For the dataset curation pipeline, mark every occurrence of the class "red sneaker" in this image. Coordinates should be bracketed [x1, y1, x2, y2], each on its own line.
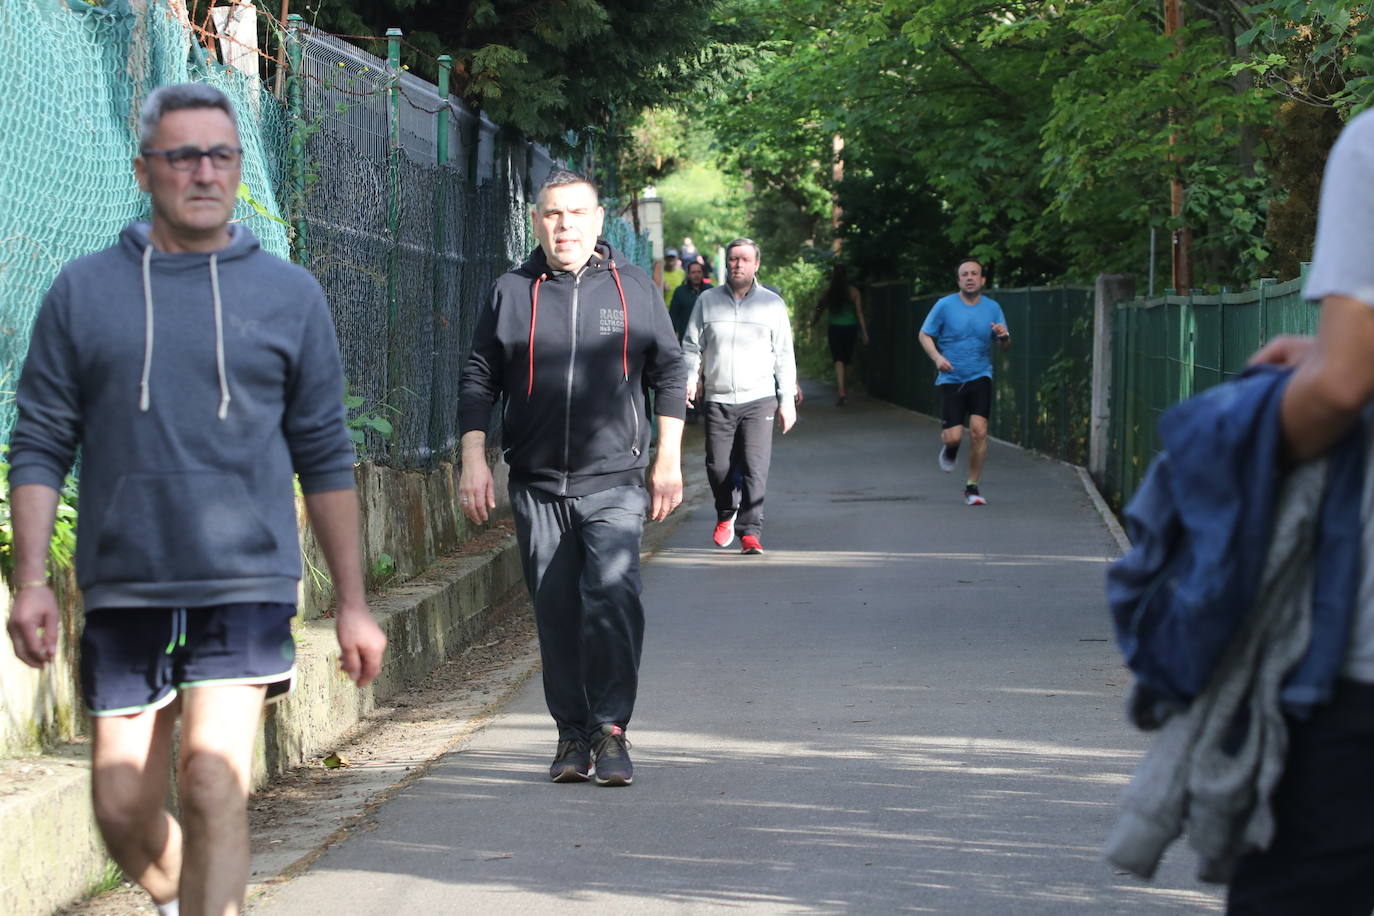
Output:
[713, 517, 735, 547]
[740, 535, 764, 555]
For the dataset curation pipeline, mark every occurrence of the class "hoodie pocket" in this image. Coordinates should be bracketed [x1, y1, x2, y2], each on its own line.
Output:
[94, 472, 279, 583]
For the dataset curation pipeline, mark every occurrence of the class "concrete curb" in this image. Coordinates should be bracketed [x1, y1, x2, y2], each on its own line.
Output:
[0, 531, 526, 916]
[1074, 466, 1132, 556]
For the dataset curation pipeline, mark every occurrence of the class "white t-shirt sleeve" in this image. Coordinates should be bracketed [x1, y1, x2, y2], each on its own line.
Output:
[1304, 109, 1374, 307]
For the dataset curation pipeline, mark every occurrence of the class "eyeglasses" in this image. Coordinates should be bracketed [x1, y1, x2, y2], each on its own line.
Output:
[140, 145, 243, 171]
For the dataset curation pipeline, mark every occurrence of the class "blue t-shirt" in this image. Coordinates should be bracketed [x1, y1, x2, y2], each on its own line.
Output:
[920, 293, 1007, 385]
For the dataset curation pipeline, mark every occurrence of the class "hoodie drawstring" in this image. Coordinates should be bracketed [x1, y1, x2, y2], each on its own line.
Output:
[210, 253, 231, 420]
[139, 246, 232, 419]
[140, 246, 155, 412]
[526, 258, 630, 396]
[608, 260, 629, 382]
[528, 273, 546, 396]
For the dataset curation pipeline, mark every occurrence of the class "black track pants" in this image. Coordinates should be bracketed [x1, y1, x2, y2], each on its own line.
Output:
[509, 482, 648, 743]
[704, 396, 776, 539]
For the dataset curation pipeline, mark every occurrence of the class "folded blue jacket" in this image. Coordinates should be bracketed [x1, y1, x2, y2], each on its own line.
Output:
[1106, 365, 1364, 729]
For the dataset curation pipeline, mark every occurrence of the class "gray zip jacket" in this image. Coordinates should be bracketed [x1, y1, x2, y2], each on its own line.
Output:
[8, 222, 356, 609]
[681, 281, 797, 405]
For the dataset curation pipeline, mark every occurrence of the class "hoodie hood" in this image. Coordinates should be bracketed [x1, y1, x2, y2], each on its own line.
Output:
[117, 222, 262, 420]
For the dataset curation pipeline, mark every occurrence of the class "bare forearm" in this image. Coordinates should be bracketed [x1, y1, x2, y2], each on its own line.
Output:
[1280, 295, 1374, 462]
[654, 415, 684, 463]
[461, 430, 488, 465]
[10, 484, 59, 583]
[919, 332, 941, 363]
[303, 488, 366, 607]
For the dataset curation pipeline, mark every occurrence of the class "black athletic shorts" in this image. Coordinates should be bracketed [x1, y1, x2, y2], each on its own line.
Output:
[939, 376, 993, 429]
[79, 603, 296, 716]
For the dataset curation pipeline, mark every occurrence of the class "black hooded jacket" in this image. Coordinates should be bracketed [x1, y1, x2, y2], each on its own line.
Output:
[458, 241, 687, 497]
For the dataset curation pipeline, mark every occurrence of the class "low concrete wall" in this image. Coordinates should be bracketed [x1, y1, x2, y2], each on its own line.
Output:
[0, 456, 507, 757]
[259, 540, 525, 778]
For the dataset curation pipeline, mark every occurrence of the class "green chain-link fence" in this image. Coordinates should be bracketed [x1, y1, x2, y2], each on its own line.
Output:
[864, 283, 1095, 466]
[0, 1, 651, 468]
[1104, 277, 1316, 509]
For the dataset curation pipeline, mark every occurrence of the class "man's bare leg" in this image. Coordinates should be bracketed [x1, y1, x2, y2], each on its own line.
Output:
[967, 414, 989, 484]
[91, 702, 184, 906]
[177, 684, 266, 916]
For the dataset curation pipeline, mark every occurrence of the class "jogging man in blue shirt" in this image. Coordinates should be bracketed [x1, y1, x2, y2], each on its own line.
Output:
[918, 259, 1011, 505]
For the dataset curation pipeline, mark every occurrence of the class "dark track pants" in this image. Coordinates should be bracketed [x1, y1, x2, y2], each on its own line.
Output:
[704, 396, 776, 539]
[1228, 679, 1374, 915]
[509, 482, 648, 743]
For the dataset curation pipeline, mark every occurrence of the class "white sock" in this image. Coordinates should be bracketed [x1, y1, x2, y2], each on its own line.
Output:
[156, 900, 179, 916]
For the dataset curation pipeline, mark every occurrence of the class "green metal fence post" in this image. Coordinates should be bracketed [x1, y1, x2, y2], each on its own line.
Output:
[285, 14, 309, 267]
[1180, 290, 1193, 403]
[436, 55, 451, 168]
[386, 28, 403, 333]
[1021, 288, 1031, 448]
[1258, 277, 1271, 346]
[385, 27, 403, 462]
[432, 54, 452, 459]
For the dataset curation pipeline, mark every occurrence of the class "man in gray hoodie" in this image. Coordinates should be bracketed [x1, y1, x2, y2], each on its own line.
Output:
[4, 83, 386, 916]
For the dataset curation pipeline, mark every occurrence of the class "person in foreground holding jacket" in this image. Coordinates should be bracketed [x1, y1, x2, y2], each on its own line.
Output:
[457, 169, 686, 788]
[1106, 109, 1374, 915]
[1223, 106, 1374, 916]
[4, 83, 387, 916]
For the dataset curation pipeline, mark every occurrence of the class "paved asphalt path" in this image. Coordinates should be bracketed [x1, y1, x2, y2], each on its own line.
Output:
[250, 384, 1224, 915]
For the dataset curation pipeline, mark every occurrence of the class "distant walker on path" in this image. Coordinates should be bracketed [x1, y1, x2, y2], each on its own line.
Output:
[918, 258, 1011, 506]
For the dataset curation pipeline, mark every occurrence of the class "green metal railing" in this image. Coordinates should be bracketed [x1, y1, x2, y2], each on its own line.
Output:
[1104, 277, 1316, 509]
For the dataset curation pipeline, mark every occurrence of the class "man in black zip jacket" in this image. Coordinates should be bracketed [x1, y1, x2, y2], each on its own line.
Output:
[457, 169, 686, 787]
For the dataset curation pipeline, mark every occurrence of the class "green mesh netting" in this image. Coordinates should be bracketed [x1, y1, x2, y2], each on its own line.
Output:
[0, 0, 290, 443]
[1, 3, 650, 468]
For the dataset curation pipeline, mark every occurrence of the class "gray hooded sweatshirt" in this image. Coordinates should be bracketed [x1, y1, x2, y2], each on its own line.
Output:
[8, 223, 356, 609]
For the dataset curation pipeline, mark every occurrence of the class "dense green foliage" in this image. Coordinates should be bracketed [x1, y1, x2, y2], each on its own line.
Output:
[676, 0, 1374, 293]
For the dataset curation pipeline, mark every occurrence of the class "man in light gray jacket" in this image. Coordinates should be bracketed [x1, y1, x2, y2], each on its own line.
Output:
[682, 238, 797, 555]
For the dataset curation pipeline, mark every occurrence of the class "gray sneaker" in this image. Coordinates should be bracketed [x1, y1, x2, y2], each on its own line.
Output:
[591, 724, 633, 787]
[938, 444, 957, 473]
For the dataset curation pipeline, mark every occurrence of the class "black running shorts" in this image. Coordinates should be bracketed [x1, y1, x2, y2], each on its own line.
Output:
[79, 603, 296, 716]
[939, 376, 993, 429]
